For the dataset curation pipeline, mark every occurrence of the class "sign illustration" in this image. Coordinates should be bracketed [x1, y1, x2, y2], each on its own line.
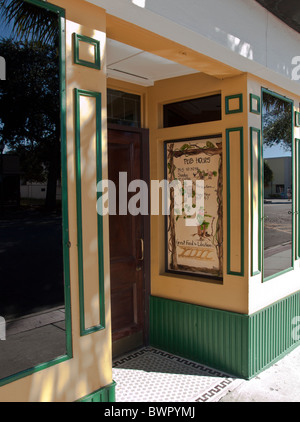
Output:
[165, 137, 223, 279]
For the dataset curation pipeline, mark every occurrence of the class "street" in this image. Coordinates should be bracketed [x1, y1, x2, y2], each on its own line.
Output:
[263, 200, 293, 250]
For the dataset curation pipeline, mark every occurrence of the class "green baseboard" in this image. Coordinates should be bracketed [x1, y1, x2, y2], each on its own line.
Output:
[150, 293, 300, 379]
[78, 381, 116, 402]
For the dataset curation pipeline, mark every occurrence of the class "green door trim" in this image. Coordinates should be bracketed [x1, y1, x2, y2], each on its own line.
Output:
[0, 0, 73, 388]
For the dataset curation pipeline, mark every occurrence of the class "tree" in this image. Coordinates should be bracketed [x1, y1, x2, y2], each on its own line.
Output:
[264, 160, 273, 187]
[263, 92, 292, 151]
[0, 0, 61, 209]
[0, 0, 58, 45]
[0, 38, 61, 210]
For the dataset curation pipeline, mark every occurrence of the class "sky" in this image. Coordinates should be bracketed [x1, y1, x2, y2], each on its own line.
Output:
[263, 142, 292, 159]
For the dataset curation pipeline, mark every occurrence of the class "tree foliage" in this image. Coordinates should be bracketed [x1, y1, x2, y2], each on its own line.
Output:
[263, 92, 292, 152]
[0, 0, 59, 45]
[0, 37, 60, 207]
[264, 160, 273, 187]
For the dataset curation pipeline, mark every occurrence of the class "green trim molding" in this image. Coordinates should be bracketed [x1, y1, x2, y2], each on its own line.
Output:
[226, 127, 244, 276]
[78, 382, 116, 402]
[250, 127, 262, 276]
[58, 1, 73, 360]
[25, 0, 65, 14]
[250, 93, 261, 115]
[296, 138, 300, 260]
[74, 88, 105, 336]
[295, 111, 300, 127]
[225, 94, 243, 114]
[150, 294, 300, 379]
[73, 33, 101, 70]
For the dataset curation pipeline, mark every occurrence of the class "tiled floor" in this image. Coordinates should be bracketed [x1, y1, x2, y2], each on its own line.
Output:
[113, 347, 243, 402]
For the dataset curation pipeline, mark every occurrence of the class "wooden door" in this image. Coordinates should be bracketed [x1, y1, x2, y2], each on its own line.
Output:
[108, 126, 149, 357]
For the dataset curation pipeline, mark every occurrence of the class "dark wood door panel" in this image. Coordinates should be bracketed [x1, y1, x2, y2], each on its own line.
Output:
[108, 128, 146, 348]
[109, 258, 136, 291]
[111, 288, 136, 332]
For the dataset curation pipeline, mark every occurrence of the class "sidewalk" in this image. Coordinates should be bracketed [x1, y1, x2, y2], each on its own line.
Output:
[218, 345, 300, 402]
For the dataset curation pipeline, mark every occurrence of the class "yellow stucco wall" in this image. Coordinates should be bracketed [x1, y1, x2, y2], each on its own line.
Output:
[147, 72, 249, 314]
[108, 71, 250, 314]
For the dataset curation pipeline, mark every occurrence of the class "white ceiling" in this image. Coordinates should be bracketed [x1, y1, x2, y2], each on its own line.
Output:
[106, 38, 199, 86]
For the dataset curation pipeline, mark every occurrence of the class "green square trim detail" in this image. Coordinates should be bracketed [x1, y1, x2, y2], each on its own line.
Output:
[73, 33, 101, 70]
[74, 88, 105, 337]
[226, 127, 244, 276]
[250, 94, 261, 115]
[78, 382, 116, 402]
[150, 293, 300, 380]
[295, 111, 300, 127]
[225, 94, 243, 114]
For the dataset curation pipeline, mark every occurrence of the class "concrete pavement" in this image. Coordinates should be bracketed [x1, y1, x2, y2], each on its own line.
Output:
[218, 345, 300, 402]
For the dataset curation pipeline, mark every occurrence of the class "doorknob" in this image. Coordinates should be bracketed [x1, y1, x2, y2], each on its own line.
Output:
[138, 238, 144, 261]
[136, 239, 144, 272]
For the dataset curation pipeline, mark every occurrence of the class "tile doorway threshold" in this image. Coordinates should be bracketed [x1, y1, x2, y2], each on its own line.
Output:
[112, 347, 243, 402]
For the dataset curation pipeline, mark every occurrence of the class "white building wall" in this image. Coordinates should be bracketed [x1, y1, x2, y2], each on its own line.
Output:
[88, 0, 300, 95]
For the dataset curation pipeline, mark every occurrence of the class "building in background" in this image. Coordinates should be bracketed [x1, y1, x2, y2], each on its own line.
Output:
[264, 157, 293, 199]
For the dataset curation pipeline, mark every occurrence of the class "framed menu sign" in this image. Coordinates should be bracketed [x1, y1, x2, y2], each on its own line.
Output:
[164, 136, 223, 279]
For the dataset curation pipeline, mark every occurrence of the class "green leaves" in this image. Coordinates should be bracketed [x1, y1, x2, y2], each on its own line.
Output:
[0, 0, 59, 46]
[179, 143, 190, 151]
[206, 141, 216, 149]
[263, 92, 292, 151]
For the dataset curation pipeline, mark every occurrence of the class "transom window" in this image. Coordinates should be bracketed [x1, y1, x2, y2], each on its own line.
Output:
[163, 94, 222, 128]
[107, 88, 141, 127]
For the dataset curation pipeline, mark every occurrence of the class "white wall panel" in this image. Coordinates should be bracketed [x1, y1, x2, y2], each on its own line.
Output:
[87, 0, 300, 94]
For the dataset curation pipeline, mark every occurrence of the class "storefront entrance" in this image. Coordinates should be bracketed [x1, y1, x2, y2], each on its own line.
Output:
[108, 125, 150, 357]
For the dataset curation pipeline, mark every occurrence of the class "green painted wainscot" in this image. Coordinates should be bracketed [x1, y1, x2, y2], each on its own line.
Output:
[78, 382, 116, 402]
[150, 293, 300, 379]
